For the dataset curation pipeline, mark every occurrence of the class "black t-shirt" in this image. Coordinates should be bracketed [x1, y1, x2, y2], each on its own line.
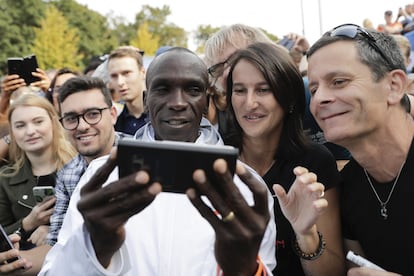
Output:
[340, 138, 414, 275]
[263, 142, 340, 276]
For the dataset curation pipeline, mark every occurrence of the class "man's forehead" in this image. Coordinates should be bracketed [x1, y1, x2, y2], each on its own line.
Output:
[60, 90, 106, 112]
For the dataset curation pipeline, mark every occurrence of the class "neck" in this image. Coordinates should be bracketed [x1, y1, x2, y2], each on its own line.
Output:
[240, 136, 278, 176]
[28, 148, 56, 176]
[126, 97, 144, 118]
[349, 119, 414, 182]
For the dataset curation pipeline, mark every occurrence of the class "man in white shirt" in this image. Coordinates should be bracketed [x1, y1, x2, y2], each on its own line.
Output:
[38, 47, 277, 275]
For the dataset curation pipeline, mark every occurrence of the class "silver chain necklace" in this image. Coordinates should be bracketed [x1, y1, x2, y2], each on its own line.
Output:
[363, 161, 405, 220]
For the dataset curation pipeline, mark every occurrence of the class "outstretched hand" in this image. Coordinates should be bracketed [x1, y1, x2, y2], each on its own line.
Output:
[273, 166, 327, 236]
[77, 150, 162, 268]
[187, 159, 270, 275]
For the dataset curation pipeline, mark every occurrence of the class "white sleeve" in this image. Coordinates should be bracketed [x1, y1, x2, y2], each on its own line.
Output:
[39, 224, 131, 276]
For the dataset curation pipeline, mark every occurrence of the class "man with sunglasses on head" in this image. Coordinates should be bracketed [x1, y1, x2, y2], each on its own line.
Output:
[307, 24, 413, 275]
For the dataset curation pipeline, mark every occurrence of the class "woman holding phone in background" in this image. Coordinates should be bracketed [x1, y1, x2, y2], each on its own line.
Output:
[0, 94, 76, 249]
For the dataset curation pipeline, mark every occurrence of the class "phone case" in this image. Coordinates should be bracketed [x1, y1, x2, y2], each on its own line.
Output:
[117, 139, 239, 194]
[7, 54, 40, 84]
[0, 224, 19, 263]
[32, 186, 55, 203]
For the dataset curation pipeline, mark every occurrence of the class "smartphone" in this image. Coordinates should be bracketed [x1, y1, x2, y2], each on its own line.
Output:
[32, 186, 55, 203]
[7, 54, 40, 84]
[117, 139, 239, 194]
[278, 37, 295, 51]
[0, 224, 19, 263]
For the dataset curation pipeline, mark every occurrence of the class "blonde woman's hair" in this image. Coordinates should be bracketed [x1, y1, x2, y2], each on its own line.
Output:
[204, 24, 273, 67]
[1, 94, 77, 177]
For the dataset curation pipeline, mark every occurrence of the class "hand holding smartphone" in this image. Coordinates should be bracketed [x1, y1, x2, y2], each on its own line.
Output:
[117, 139, 239, 194]
[7, 54, 40, 84]
[0, 224, 20, 264]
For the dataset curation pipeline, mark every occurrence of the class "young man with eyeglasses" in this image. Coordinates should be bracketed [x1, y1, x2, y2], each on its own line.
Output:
[308, 24, 413, 275]
[0, 77, 129, 274]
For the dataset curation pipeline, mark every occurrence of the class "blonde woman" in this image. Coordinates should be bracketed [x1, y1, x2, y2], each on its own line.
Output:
[0, 94, 76, 249]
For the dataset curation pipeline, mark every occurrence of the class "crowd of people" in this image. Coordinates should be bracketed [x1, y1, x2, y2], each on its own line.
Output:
[0, 6, 412, 275]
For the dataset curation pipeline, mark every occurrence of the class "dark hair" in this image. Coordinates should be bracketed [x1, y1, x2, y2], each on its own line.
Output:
[58, 76, 112, 115]
[307, 26, 410, 112]
[226, 42, 309, 159]
[46, 68, 80, 104]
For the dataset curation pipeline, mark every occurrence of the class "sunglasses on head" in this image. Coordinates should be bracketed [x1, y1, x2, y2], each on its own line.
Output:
[326, 23, 395, 69]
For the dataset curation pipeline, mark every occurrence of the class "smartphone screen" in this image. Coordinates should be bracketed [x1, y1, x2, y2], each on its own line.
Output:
[0, 224, 19, 263]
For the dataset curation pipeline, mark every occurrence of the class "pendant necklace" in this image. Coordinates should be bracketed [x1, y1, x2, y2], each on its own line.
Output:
[363, 161, 405, 220]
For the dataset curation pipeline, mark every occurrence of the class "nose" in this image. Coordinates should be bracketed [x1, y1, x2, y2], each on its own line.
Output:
[116, 74, 126, 87]
[167, 89, 188, 110]
[76, 116, 90, 130]
[25, 123, 36, 135]
[310, 85, 333, 115]
[245, 90, 259, 109]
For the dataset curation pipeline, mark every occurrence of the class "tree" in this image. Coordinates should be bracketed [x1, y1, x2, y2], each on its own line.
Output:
[134, 5, 188, 48]
[51, 0, 118, 67]
[129, 22, 159, 56]
[0, 0, 46, 74]
[32, 6, 82, 70]
[193, 25, 221, 54]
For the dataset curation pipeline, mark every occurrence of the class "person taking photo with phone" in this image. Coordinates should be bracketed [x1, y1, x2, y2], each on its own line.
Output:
[0, 94, 76, 250]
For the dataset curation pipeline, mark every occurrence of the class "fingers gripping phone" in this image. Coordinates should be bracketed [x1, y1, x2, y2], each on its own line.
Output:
[0, 224, 19, 263]
[7, 54, 40, 84]
[117, 139, 239, 194]
[32, 186, 55, 203]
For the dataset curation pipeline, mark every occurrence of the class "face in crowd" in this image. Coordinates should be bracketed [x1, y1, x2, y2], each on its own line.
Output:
[145, 48, 209, 142]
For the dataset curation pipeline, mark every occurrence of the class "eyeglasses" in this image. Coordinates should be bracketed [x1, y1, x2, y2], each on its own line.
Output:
[208, 57, 231, 79]
[59, 107, 110, 130]
[326, 23, 395, 69]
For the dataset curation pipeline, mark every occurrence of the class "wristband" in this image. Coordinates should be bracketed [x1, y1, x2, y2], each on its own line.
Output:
[292, 231, 326, 260]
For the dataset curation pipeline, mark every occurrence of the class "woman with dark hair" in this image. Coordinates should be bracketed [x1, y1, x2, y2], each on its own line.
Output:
[45, 68, 80, 112]
[226, 42, 345, 275]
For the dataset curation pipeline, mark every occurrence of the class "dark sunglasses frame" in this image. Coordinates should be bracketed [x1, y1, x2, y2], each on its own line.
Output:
[326, 23, 396, 69]
[208, 56, 231, 79]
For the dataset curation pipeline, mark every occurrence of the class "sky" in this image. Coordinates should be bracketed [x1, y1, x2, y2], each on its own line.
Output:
[76, 0, 411, 50]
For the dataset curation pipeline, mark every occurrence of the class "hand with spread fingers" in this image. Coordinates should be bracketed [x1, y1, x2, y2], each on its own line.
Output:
[77, 151, 162, 268]
[273, 166, 327, 236]
[187, 159, 270, 276]
[0, 234, 32, 275]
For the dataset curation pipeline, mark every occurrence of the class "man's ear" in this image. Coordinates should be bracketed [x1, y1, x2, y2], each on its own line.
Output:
[387, 69, 408, 105]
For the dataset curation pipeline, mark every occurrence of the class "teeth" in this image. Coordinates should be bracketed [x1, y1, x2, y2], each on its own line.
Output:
[78, 136, 94, 141]
[246, 115, 260, 119]
[168, 120, 185, 125]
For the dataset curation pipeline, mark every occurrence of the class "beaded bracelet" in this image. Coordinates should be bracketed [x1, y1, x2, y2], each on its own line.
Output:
[292, 231, 326, 260]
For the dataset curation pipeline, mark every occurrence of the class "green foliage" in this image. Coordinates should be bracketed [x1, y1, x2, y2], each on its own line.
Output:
[129, 22, 159, 56]
[0, 2, 280, 74]
[32, 6, 82, 70]
[134, 5, 188, 48]
[194, 25, 221, 54]
[51, 0, 118, 68]
[0, 0, 46, 74]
